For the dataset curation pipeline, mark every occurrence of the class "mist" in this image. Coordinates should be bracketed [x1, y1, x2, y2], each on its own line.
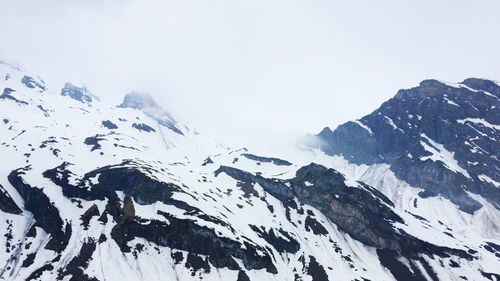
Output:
[1, 0, 499, 151]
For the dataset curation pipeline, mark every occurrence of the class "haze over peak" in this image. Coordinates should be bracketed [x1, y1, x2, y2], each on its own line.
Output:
[120, 91, 184, 135]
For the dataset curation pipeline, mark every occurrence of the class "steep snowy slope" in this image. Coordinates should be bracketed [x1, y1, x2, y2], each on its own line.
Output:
[1, 62, 499, 281]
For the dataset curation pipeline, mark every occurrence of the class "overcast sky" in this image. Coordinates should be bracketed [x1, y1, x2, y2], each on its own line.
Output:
[1, 0, 499, 151]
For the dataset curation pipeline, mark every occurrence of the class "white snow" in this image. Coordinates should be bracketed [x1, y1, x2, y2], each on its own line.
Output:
[478, 174, 500, 188]
[419, 134, 471, 178]
[384, 116, 397, 129]
[353, 120, 374, 136]
[443, 95, 460, 107]
[440, 80, 498, 98]
[457, 118, 500, 131]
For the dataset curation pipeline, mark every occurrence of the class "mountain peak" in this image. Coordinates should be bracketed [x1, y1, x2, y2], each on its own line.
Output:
[310, 78, 500, 214]
[394, 78, 500, 100]
[120, 91, 158, 110]
[119, 92, 184, 135]
[61, 83, 97, 104]
[461, 78, 500, 97]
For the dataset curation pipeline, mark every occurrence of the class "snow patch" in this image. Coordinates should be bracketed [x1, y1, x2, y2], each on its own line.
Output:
[383, 116, 397, 130]
[353, 120, 374, 136]
[478, 174, 500, 188]
[419, 134, 471, 178]
[457, 118, 500, 131]
[443, 95, 459, 107]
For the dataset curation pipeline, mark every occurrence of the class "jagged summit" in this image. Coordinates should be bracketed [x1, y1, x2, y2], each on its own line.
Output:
[119, 92, 184, 135]
[394, 78, 500, 100]
[120, 91, 159, 109]
[461, 78, 500, 96]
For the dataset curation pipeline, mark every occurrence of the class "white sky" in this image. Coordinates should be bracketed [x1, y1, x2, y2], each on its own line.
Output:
[1, 0, 499, 151]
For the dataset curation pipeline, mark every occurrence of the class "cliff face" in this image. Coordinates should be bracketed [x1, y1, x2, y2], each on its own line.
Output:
[313, 78, 500, 214]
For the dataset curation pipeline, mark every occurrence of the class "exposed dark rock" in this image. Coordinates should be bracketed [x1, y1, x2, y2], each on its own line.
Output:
[21, 75, 45, 91]
[0, 184, 22, 214]
[101, 120, 118, 129]
[290, 163, 403, 250]
[242, 153, 292, 166]
[418, 257, 439, 281]
[216, 162, 475, 276]
[462, 78, 500, 96]
[111, 211, 276, 273]
[4, 220, 14, 253]
[57, 238, 98, 281]
[485, 242, 500, 251]
[39, 137, 58, 148]
[43, 162, 198, 217]
[21, 253, 36, 268]
[483, 242, 500, 257]
[306, 256, 329, 281]
[8, 168, 71, 253]
[185, 253, 211, 276]
[172, 251, 184, 264]
[3, 88, 15, 95]
[61, 83, 93, 104]
[84, 135, 105, 151]
[98, 234, 107, 244]
[215, 166, 295, 202]
[26, 264, 54, 281]
[377, 249, 427, 281]
[37, 104, 50, 116]
[42, 162, 278, 274]
[249, 225, 300, 253]
[80, 204, 100, 230]
[217, 164, 405, 250]
[26, 225, 37, 238]
[237, 270, 251, 281]
[132, 123, 156, 132]
[202, 157, 214, 166]
[449, 260, 460, 268]
[1, 88, 28, 105]
[304, 216, 328, 236]
[481, 271, 500, 281]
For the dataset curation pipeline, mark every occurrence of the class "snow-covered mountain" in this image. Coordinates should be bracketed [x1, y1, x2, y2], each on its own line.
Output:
[1, 62, 499, 281]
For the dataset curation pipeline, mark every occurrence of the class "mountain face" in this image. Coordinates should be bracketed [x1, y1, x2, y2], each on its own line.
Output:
[308, 79, 500, 214]
[1, 62, 499, 281]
